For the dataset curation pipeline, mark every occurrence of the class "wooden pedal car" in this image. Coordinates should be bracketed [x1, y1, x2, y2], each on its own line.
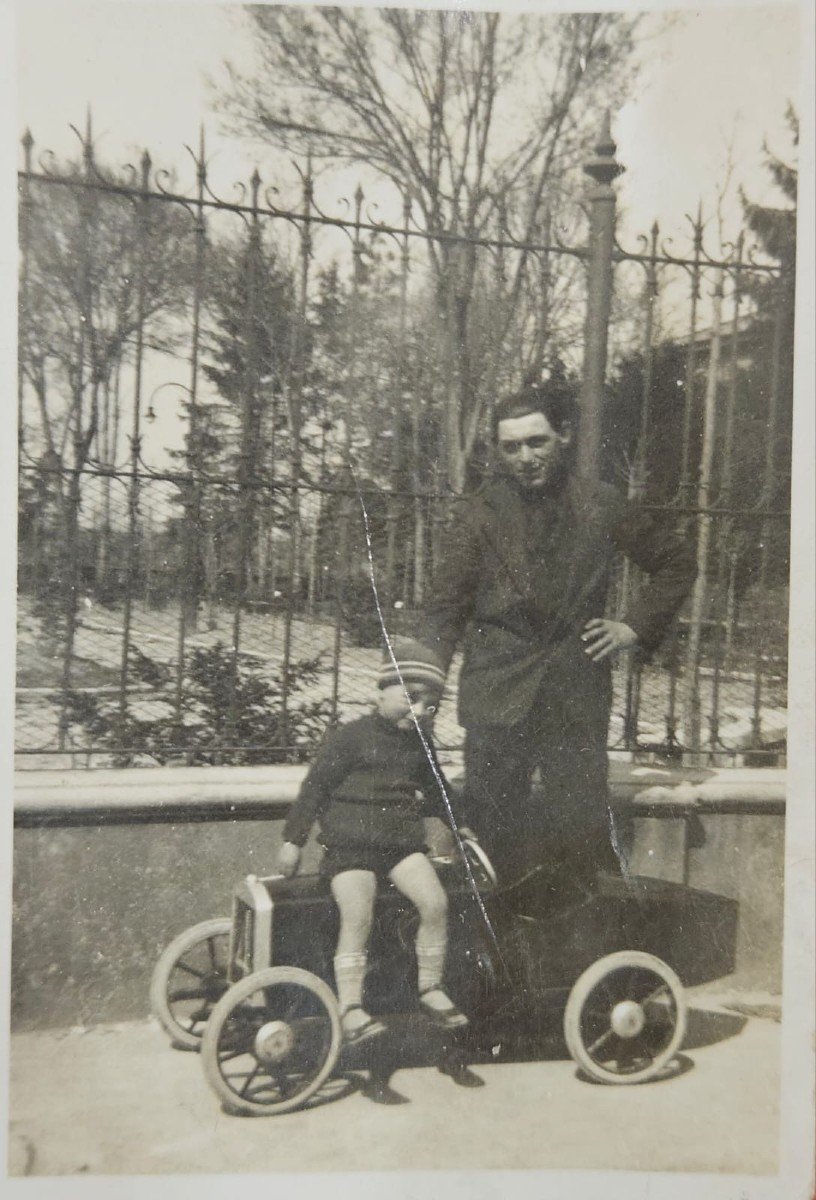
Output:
[147, 838, 719, 1117]
[150, 843, 697, 1115]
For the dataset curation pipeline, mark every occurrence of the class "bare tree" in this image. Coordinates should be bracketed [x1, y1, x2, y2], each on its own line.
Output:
[19, 154, 194, 683]
[218, 6, 641, 489]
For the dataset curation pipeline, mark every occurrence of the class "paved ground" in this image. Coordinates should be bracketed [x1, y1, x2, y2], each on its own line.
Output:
[8, 992, 780, 1179]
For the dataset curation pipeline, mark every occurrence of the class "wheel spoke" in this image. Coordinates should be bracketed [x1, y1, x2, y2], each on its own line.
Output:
[168, 986, 209, 1003]
[217, 1012, 259, 1055]
[207, 936, 220, 972]
[239, 1062, 263, 1098]
[219, 1045, 252, 1064]
[583, 1006, 614, 1022]
[587, 1027, 614, 1056]
[614, 1034, 652, 1070]
[174, 961, 206, 981]
[270, 1069, 298, 1100]
[187, 1003, 216, 1025]
[643, 982, 671, 1006]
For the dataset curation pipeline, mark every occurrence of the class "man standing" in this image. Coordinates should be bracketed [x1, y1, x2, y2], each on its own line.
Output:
[420, 381, 696, 891]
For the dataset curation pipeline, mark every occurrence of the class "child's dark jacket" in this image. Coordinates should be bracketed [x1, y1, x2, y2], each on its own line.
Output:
[283, 713, 458, 853]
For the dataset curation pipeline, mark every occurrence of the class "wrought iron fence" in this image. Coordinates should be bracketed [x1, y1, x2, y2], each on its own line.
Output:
[16, 115, 792, 768]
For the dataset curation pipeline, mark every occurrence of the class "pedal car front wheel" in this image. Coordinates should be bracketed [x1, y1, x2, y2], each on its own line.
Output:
[150, 918, 232, 1051]
[201, 967, 342, 1117]
[564, 950, 687, 1085]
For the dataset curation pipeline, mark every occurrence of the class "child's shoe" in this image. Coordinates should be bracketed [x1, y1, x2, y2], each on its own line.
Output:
[340, 1005, 387, 1045]
[418, 988, 469, 1030]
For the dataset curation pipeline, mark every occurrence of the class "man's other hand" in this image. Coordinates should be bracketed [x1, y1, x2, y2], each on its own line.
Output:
[581, 618, 638, 661]
[278, 841, 301, 878]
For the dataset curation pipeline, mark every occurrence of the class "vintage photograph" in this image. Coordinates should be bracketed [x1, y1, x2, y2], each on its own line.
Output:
[6, 0, 814, 1192]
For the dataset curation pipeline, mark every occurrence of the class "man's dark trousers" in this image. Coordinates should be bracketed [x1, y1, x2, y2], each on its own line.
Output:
[462, 676, 623, 889]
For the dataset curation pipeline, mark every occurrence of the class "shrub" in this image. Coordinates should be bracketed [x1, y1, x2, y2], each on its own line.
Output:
[62, 640, 332, 767]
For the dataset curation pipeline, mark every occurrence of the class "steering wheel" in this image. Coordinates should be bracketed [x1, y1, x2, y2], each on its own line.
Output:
[460, 835, 498, 890]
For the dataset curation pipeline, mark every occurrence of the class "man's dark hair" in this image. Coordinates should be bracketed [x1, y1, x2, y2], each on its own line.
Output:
[492, 377, 579, 441]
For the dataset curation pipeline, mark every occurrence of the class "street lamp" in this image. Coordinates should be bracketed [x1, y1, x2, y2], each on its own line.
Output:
[145, 380, 192, 425]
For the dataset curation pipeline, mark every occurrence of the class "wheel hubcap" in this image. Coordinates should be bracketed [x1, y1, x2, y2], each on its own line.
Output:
[254, 1020, 295, 1064]
[610, 999, 646, 1039]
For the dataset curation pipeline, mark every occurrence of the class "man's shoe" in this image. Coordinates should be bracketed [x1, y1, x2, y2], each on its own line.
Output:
[438, 1057, 485, 1088]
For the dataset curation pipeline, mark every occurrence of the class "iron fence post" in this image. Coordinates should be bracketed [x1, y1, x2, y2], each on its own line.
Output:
[173, 129, 208, 741]
[280, 153, 313, 752]
[577, 111, 623, 485]
[620, 222, 659, 750]
[751, 274, 787, 746]
[535, 207, 552, 379]
[18, 130, 34, 459]
[710, 236, 745, 744]
[679, 205, 704, 503]
[682, 267, 724, 759]
[226, 168, 264, 757]
[60, 114, 100, 751]
[118, 149, 152, 741]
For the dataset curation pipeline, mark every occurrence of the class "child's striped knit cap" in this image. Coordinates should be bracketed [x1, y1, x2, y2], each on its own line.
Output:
[377, 636, 445, 691]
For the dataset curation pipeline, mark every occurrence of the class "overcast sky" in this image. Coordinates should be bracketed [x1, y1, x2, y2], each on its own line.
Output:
[16, 1, 802, 245]
[10, 0, 804, 462]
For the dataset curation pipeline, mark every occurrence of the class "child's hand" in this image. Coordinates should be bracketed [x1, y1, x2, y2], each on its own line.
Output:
[278, 841, 301, 878]
[459, 826, 480, 843]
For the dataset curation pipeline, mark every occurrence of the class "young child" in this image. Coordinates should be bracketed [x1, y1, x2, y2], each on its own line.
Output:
[278, 637, 475, 1044]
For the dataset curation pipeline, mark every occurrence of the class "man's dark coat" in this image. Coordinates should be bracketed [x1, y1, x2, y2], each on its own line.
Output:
[423, 473, 697, 731]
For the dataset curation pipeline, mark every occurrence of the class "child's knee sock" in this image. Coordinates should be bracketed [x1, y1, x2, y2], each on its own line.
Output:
[333, 952, 368, 1013]
[416, 942, 446, 994]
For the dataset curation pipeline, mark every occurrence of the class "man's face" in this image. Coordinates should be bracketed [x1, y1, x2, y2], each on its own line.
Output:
[496, 410, 572, 493]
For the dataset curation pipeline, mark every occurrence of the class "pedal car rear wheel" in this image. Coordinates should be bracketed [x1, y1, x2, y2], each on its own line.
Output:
[150, 918, 232, 1051]
[564, 950, 686, 1085]
[201, 967, 342, 1117]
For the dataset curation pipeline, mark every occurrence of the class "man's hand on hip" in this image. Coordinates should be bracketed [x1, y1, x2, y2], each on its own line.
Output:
[581, 618, 638, 662]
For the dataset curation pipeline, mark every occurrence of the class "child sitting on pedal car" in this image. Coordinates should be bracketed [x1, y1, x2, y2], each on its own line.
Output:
[278, 637, 477, 1045]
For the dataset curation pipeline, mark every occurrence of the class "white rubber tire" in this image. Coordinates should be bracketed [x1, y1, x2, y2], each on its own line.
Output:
[564, 950, 686, 1085]
[201, 966, 342, 1117]
[150, 918, 232, 1050]
[462, 837, 498, 889]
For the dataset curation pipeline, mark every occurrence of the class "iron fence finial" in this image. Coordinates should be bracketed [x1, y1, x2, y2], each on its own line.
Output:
[21, 128, 33, 173]
[197, 125, 207, 175]
[694, 200, 703, 244]
[250, 168, 262, 208]
[82, 108, 95, 173]
[583, 110, 624, 187]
